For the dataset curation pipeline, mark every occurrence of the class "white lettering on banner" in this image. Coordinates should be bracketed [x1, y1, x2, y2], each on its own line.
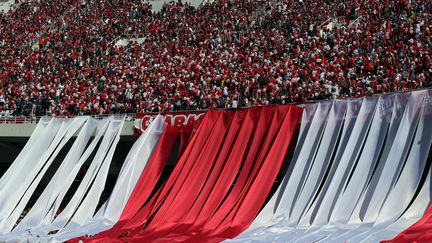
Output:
[137, 112, 206, 132]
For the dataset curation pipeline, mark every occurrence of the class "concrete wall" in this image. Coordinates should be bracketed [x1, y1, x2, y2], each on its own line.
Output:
[145, 0, 204, 12]
[0, 0, 14, 13]
[0, 121, 135, 138]
[0, 121, 137, 176]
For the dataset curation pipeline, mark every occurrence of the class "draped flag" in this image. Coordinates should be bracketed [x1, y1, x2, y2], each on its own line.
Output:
[73, 105, 303, 242]
[43, 115, 167, 242]
[383, 204, 432, 242]
[0, 117, 126, 242]
[0, 115, 198, 242]
[230, 89, 432, 243]
[1, 90, 431, 243]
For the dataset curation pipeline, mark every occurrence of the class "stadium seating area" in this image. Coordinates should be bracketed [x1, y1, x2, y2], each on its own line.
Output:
[0, 0, 431, 116]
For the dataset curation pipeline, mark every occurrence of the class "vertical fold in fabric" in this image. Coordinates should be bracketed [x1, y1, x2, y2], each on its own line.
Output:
[230, 90, 432, 243]
[75, 105, 303, 242]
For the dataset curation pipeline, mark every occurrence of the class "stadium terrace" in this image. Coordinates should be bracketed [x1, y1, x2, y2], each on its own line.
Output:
[0, 0, 430, 116]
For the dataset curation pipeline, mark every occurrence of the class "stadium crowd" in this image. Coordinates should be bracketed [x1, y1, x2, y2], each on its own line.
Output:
[0, 0, 431, 116]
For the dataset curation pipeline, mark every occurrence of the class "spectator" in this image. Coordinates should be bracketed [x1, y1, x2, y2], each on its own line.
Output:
[0, 0, 430, 117]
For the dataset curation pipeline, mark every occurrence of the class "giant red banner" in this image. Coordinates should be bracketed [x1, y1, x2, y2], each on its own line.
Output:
[134, 110, 207, 135]
[73, 105, 303, 242]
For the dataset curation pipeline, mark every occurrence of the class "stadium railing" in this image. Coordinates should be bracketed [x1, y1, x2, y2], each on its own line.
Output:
[0, 113, 137, 124]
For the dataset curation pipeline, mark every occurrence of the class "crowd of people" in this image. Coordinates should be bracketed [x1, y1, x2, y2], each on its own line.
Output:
[0, 0, 431, 116]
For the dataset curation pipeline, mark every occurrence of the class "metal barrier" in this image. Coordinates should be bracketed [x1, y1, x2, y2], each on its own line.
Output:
[0, 88, 431, 124]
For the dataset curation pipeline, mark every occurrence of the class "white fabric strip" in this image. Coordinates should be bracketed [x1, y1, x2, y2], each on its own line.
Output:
[50, 115, 166, 242]
[0, 117, 53, 192]
[229, 90, 432, 243]
[13, 117, 98, 232]
[49, 117, 122, 230]
[0, 117, 119, 242]
[59, 117, 125, 229]
[0, 117, 87, 234]
[0, 115, 166, 242]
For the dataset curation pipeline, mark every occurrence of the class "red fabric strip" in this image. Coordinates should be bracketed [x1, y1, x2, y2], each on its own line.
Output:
[71, 125, 193, 242]
[73, 105, 302, 243]
[382, 204, 432, 243]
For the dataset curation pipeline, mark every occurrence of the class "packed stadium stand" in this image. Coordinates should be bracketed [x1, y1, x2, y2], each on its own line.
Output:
[0, 90, 430, 242]
[0, 0, 430, 117]
[0, 0, 431, 242]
